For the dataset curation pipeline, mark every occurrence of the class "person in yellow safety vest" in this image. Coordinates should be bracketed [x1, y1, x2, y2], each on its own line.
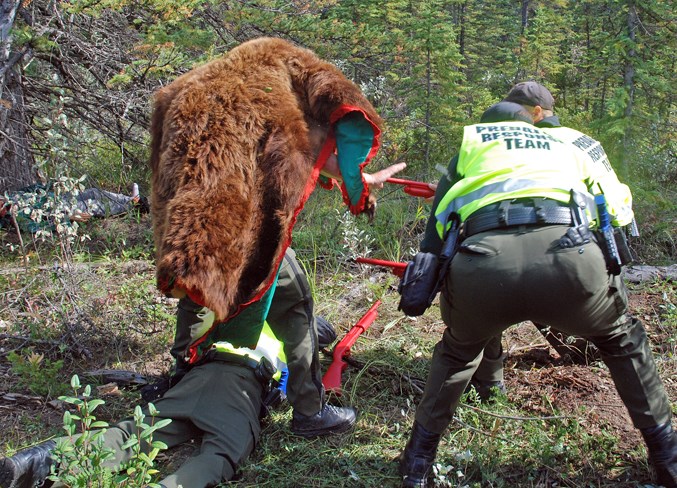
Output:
[506, 81, 634, 226]
[399, 101, 676, 488]
[0, 325, 291, 488]
[471, 81, 637, 401]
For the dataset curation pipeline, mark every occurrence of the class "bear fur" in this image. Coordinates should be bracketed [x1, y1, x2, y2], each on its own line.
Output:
[150, 37, 382, 321]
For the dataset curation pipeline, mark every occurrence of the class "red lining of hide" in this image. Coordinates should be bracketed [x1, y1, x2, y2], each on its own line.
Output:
[317, 177, 335, 191]
[158, 275, 207, 308]
[223, 104, 380, 317]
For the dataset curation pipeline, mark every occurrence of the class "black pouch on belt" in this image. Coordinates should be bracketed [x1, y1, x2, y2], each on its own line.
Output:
[254, 356, 276, 385]
[397, 252, 439, 317]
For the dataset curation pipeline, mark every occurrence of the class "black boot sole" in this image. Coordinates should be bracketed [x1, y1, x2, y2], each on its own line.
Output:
[291, 416, 356, 439]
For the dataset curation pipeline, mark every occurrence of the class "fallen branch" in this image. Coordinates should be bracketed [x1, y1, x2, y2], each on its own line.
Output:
[460, 402, 572, 421]
[624, 264, 677, 283]
[83, 369, 152, 386]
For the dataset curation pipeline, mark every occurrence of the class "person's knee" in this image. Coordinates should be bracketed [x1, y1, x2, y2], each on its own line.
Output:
[590, 315, 648, 357]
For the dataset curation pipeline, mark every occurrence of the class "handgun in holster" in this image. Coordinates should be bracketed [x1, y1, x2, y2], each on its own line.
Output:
[261, 366, 287, 417]
[254, 356, 277, 385]
[559, 190, 593, 248]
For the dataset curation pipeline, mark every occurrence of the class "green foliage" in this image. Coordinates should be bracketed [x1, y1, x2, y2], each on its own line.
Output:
[6, 0, 674, 261]
[7, 350, 65, 397]
[3, 176, 94, 265]
[48, 375, 170, 488]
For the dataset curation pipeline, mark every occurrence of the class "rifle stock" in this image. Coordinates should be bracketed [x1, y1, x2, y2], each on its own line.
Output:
[322, 300, 381, 395]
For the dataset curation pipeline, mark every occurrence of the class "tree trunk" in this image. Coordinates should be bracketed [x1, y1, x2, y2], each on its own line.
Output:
[621, 0, 638, 178]
[520, 0, 529, 34]
[1, 0, 37, 194]
[456, 3, 465, 59]
[424, 44, 431, 166]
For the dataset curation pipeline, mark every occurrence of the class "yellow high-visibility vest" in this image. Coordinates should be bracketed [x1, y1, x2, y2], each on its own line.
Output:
[210, 322, 287, 381]
[435, 121, 594, 238]
[539, 126, 633, 226]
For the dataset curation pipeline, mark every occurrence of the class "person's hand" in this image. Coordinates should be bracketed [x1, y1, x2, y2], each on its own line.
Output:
[425, 182, 438, 204]
[363, 162, 407, 189]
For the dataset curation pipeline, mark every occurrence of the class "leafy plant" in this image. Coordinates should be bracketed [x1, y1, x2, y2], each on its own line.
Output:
[4, 176, 92, 264]
[7, 349, 65, 397]
[48, 374, 171, 488]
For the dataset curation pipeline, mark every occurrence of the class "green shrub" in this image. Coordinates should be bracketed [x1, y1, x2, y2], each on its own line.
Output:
[7, 349, 65, 397]
[49, 374, 171, 488]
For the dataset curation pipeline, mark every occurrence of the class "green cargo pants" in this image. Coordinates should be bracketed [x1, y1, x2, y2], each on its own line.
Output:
[171, 248, 324, 416]
[415, 224, 672, 434]
[53, 361, 262, 488]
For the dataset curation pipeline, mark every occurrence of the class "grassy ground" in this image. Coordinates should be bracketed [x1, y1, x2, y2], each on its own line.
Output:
[0, 195, 676, 487]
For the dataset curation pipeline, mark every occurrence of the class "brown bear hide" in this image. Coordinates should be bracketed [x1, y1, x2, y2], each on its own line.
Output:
[151, 37, 382, 321]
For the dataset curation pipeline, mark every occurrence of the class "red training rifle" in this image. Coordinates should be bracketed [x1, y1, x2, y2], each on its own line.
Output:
[386, 177, 435, 199]
[322, 300, 382, 396]
[355, 257, 408, 278]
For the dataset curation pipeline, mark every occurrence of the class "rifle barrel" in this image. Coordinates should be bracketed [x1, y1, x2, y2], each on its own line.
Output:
[355, 257, 407, 277]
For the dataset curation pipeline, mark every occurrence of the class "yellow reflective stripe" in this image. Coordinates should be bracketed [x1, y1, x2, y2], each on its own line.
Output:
[435, 180, 585, 237]
[262, 322, 286, 363]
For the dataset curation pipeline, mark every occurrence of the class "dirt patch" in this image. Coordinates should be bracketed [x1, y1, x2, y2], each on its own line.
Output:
[500, 280, 677, 456]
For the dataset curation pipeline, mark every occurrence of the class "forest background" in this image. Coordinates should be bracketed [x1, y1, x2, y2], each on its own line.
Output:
[0, 1, 676, 487]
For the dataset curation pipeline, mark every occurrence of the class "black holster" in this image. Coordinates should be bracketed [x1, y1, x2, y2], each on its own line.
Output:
[593, 228, 632, 276]
[613, 227, 633, 266]
[397, 216, 461, 317]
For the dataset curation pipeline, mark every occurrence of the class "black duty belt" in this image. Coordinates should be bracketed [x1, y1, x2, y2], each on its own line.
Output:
[205, 349, 276, 385]
[464, 201, 572, 238]
[206, 349, 261, 369]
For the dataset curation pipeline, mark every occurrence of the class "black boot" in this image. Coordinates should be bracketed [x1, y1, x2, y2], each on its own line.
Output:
[398, 422, 441, 488]
[0, 440, 55, 488]
[290, 403, 357, 438]
[641, 422, 677, 488]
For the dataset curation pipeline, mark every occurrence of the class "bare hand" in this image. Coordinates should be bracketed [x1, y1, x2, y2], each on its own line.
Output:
[363, 162, 407, 189]
[425, 182, 438, 204]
